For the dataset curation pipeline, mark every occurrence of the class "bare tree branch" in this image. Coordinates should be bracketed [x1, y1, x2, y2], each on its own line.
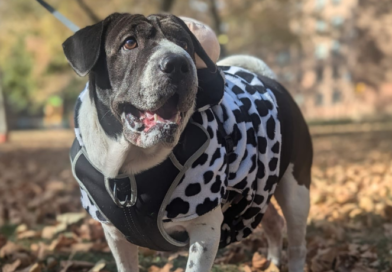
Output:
[160, 0, 176, 12]
[0, 76, 8, 141]
[75, 0, 100, 23]
[208, 0, 226, 57]
[208, 0, 222, 35]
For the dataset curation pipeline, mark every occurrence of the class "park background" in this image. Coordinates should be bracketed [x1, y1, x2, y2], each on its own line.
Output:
[0, 0, 392, 271]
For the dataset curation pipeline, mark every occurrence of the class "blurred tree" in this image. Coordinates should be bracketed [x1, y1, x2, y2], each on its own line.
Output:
[1, 38, 36, 113]
[351, 0, 392, 88]
[75, 0, 101, 23]
[208, 0, 226, 57]
[161, 0, 176, 12]
[0, 77, 8, 143]
[218, 0, 300, 59]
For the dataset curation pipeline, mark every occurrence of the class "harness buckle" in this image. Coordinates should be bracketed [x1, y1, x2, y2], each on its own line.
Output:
[105, 177, 137, 208]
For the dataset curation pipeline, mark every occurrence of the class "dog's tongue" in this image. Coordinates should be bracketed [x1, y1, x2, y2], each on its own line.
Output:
[140, 95, 181, 131]
[141, 111, 179, 131]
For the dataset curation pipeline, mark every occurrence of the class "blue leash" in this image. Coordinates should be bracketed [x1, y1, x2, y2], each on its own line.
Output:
[36, 0, 80, 33]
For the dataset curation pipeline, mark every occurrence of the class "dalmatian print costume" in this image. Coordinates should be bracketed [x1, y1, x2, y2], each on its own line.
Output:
[74, 66, 281, 248]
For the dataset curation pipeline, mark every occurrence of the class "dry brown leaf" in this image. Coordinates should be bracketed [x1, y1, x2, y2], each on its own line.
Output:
[360, 251, 377, 259]
[15, 263, 42, 272]
[148, 266, 161, 272]
[264, 261, 280, 272]
[71, 242, 93, 252]
[139, 247, 157, 257]
[252, 252, 268, 269]
[56, 213, 86, 226]
[60, 260, 94, 272]
[359, 245, 369, 252]
[369, 260, 380, 268]
[241, 265, 252, 272]
[160, 263, 173, 272]
[10, 252, 34, 267]
[15, 224, 28, 234]
[348, 244, 360, 255]
[41, 223, 67, 239]
[352, 263, 377, 272]
[359, 197, 374, 212]
[88, 260, 106, 272]
[59, 261, 72, 272]
[383, 205, 392, 218]
[32, 242, 48, 260]
[0, 234, 7, 249]
[2, 259, 21, 272]
[48, 235, 76, 251]
[17, 230, 41, 240]
[349, 208, 363, 218]
[311, 248, 337, 272]
[46, 181, 65, 192]
[46, 257, 57, 270]
[0, 241, 23, 258]
[28, 263, 41, 272]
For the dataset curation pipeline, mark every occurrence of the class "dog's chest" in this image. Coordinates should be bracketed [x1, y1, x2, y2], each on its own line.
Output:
[76, 66, 282, 248]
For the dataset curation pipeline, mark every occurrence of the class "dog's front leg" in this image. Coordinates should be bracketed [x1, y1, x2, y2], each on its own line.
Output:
[102, 223, 139, 272]
[184, 206, 223, 272]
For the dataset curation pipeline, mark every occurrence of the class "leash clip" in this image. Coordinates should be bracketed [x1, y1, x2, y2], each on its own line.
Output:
[104, 176, 137, 208]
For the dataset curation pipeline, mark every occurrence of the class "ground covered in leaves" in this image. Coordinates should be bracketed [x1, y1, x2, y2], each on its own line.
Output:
[0, 129, 391, 272]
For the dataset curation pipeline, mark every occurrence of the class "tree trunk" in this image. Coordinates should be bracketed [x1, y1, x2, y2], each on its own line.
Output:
[208, 0, 226, 58]
[161, 0, 176, 12]
[76, 0, 100, 23]
[0, 78, 8, 143]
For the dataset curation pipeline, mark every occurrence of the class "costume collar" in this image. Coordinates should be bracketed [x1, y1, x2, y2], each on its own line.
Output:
[195, 68, 225, 111]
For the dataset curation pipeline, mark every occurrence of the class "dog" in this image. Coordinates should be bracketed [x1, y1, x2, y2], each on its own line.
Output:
[63, 13, 313, 272]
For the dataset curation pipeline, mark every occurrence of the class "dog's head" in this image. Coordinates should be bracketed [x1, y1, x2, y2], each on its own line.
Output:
[63, 13, 216, 148]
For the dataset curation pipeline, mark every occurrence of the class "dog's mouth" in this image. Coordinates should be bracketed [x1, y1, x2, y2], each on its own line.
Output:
[121, 94, 183, 134]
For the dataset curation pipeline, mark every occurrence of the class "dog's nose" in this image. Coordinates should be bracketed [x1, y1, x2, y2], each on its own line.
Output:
[160, 55, 189, 75]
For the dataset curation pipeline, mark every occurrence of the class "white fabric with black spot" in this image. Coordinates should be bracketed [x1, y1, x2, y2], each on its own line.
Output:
[74, 66, 282, 247]
[164, 66, 281, 246]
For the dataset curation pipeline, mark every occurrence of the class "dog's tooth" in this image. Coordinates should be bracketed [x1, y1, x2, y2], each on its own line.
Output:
[154, 114, 158, 122]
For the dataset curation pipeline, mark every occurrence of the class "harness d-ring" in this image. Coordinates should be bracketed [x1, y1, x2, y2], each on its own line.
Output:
[104, 177, 136, 208]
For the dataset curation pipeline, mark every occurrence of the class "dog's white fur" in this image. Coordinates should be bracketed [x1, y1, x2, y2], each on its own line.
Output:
[81, 55, 309, 271]
[274, 163, 309, 271]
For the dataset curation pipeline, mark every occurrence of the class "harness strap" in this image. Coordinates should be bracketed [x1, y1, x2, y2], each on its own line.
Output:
[71, 140, 180, 250]
[70, 122, 210, 251]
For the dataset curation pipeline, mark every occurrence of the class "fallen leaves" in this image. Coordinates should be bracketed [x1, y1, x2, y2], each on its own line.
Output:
[252, 252, 268, 269]
[2, 259, 21, 272]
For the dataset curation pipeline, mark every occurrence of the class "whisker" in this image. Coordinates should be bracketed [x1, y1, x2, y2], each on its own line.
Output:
[100, 110, 112, 121]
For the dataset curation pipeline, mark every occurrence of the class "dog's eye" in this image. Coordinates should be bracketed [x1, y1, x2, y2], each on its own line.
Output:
[123, 38, 138, 50]
[179, 41, 188, 50]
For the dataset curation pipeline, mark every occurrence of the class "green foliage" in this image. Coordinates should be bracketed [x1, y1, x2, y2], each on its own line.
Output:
[0, 0, 302, 117]
[1, 37, 37, 113]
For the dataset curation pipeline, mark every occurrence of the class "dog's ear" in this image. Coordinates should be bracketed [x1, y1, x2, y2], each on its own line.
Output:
[171, 16, 217, 72]
[62, 17, 111, 77]
[62, 22, 104, 77]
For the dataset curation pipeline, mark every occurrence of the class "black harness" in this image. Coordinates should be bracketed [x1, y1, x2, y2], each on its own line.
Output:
[70, 122, 210, 251]
[70, 68, 234, 251]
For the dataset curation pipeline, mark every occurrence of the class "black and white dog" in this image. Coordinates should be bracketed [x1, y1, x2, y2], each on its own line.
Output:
[64, 13, 312, 272]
